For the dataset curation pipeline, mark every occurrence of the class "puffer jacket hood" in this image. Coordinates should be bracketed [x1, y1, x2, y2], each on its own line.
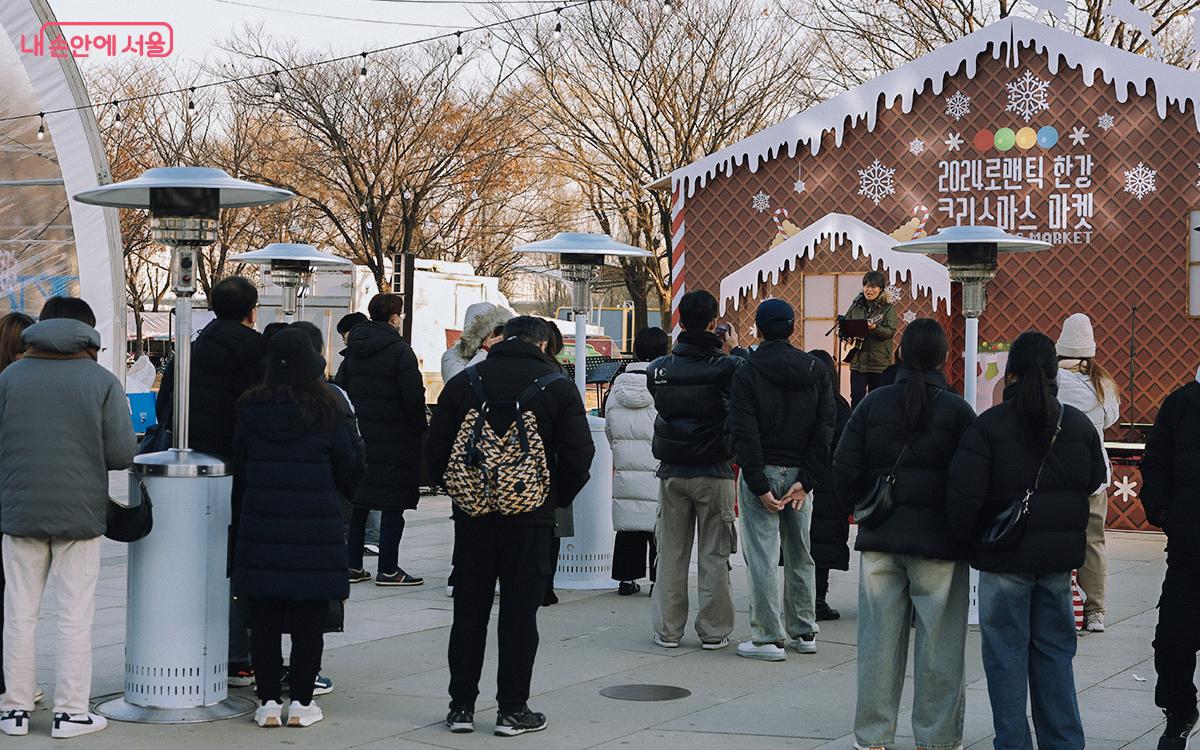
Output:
[193, 319, 265, 376]
[610, 362, 654, 409]
[748, 339, 823, 390]
[347, 320, 404, 358]
[456, 304, 514, 361]
[22, 319, 100, 354]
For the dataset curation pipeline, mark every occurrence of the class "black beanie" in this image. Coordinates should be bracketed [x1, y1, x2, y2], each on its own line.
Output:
[266, 328, 326, 386]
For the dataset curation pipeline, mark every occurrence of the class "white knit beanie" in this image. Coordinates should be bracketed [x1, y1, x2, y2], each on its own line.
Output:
[1056, 313, 1096, 358]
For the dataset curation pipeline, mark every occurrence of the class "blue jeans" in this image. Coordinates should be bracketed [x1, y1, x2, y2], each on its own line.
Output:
[737, 466, 816, 644]
[978, 570, 1083, 750]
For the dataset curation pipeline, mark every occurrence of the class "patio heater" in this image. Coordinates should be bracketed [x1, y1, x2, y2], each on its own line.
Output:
[893, 225, 1050, 411]
[74, 167, 292, 723]
[231, 243, 353, 323]
[515, 233, 651, 589]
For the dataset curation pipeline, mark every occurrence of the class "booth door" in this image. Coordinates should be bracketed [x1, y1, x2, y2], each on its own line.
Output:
[799, 273, 862, 399]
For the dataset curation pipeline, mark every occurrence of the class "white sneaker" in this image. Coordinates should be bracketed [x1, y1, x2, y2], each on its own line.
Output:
[789, 633, 818, 654]
[446, 585, 455, 597]
[51, 712, 107, 739]
[254, 700, 283, 728]
[653, 634, 680, 649]
[286, 700, 323, 727]
[701, 636, 730, 650]
[736, 639, 786, 661]
[1085, 612, 1106, 633]
[0, 710, 30, 736]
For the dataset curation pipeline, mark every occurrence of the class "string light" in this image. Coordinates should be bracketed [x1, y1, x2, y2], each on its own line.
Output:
[663, 0, 672, 13]
[554, 7, 563, 39]
[112, 101, 123, 129]
[188, 87, 196, 111]
[358, 52, 368, 85]
[36, 113, 45, 141]
[456, 31, 463, 55]
[272, 71, 282, 101]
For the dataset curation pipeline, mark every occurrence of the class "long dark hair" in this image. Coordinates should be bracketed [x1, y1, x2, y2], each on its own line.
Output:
[1007, 331, 1060, 439]
[895, 318, 948, 437]
[0, 312, 34, 374]
[241, 381, 341, 431]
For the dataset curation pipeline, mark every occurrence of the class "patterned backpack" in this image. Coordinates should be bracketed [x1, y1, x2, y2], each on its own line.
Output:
[444, 366, 567, 517]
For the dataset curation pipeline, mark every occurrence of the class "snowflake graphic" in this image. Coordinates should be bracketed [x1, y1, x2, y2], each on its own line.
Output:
[1113, 475, 1138, 504]
[944, 132, 964, 152]
[1196, 163, 1200, 189]
[857, 159, 896, 206]
[794, 178, 806, 194]
[1005, 70, 1052, 122]
[0, 251, 17, 293]
[751, 191, 771, 213]
[908, 138, 926, 156]
[901, 310, 918, 324]
[1123, 162, 1157, 200]
[1068, 126, 1090, 147]
[1098, 113, 1115, 131]
[885, 284, 902, 303]
[944, 91, 971, 121]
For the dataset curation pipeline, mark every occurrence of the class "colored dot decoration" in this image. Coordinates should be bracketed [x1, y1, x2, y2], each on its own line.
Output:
[966, 125, 1064, 153]
[1015, 126, 1037, 149]
[1037, 125, 1059, 148]
[994, 127, 1016, 151]
[973, 129, 994, 151]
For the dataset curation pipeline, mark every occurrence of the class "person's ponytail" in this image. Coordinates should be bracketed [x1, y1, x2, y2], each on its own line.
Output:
[895, 319, 948, 438]
[1006, 331, 1059, 441]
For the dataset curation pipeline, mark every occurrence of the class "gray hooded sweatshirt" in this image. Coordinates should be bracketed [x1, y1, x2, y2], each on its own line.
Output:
[0, 319, 136, 539]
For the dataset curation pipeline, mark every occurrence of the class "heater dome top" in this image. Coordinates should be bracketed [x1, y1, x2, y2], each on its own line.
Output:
[73, 167, 293, 209]
[892, 225, 1051, 255]
[516, 232, 652, 259]
[231, 243, 353, 267]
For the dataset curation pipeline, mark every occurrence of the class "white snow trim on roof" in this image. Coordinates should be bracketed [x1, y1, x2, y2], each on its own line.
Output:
[672, 17, 1200, 198]
[718, 213, 951, 316]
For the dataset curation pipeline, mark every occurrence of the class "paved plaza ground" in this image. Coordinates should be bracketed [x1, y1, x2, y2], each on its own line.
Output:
[15, 486, 1190, 748]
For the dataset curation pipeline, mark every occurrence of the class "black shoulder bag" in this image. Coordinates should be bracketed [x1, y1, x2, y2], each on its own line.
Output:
[853, 444, 908, 528]
[105, 479, 154, 543]
[978, 406, 1065, 554]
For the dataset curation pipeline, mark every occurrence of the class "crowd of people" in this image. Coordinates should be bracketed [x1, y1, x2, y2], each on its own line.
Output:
[0, 272, 1193, 748]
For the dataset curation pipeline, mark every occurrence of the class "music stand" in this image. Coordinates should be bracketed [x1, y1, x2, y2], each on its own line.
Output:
[835, 318, 872, 379]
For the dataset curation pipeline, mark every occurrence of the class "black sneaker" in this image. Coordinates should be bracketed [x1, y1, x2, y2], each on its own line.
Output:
[376, 569, 423, 586]
[349, 568, 372, 583]
[815, 598, 841, 621]
[494, 705, 547, 737]
[446, 706, 474, 733]
[1159, 707, 1200, 749]
[618, 581, 642, 596]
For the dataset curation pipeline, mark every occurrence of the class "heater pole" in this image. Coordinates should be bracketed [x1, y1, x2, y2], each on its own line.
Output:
[964, 315, 979, 412]
[574, 292, 588, 400]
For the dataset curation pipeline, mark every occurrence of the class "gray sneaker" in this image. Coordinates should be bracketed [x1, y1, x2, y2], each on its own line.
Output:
[789, 633, 818, 654]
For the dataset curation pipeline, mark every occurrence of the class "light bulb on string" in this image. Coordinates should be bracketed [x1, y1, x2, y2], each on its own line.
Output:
[188, 87, 196, 111]
[554, 7, 563, 39]
[403, 190, 413, 200]
[456, 31, 463, 56]
[663, 0, 673, 14]
[358, 52, 368, 85]
[36, 113, 45, 141]
[112, 101, 123, 129]
[272, 71, 282, 102]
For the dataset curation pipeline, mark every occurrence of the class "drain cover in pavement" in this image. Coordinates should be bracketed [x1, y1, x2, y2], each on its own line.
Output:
[599, 684, 691, 702]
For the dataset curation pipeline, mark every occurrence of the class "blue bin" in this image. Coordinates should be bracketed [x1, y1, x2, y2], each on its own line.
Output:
[128, 393, 157, 435]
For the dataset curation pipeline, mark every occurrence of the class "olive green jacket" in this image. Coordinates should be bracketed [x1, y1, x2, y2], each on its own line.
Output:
[844, 295, 897, 374]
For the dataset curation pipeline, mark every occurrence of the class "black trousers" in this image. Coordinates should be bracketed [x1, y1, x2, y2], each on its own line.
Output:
[816, 565, 830, 600]
[248, 598, 328, 705]
[348, 507, 405, 573]
[850, 370, 883, 409]
[449, 522, 552, 713]
[1154, 561, 1200, 714]
[612, 531, 657, 582]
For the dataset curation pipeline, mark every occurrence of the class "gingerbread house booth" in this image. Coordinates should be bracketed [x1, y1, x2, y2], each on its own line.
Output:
[662, 17, 1200, 532]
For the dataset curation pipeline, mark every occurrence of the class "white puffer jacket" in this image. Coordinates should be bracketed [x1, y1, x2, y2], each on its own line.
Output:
[605, 362, 658, 532]
[1057, 363, 1120, 492]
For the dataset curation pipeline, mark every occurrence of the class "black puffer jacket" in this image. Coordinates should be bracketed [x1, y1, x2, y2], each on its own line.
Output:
[426, 339, 595, 526]
[947, 390, 1106, 574]
[156, 319, 266, 460]
[1141, 380, 1200, 562]
[729, 340, 835, 497]
[835, 370, 976, 561]
[811, 394, 852, 570]
[647, 330, 743, 466]
[334, 321, 427, 511]
[231, 397, 365, 602]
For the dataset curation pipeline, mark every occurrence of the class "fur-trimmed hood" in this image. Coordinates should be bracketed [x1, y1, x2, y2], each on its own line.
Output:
[456, 303, 514, 360]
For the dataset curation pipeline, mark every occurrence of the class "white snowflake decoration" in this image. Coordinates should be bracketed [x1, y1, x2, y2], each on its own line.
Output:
[1123, 162, 1157, 200]
[885, 284, 902, 303]
[1098, 113, 1115, 131]
[857, 159, 896, 206]
[1005, 70, 1052, 122]
[1113, 475, 1138, 504]
[1068, 126, 1089, 147]
[944, 132, 963, 152]
[908, 138, 926, 156]
[793, 176, 806, 194]
[944, 91, 971, 121]
[0, 251, 17, 293]
[901, 310, 918, 324]
[1195, 162, 1200, 189]
[751, 191, 771, 213]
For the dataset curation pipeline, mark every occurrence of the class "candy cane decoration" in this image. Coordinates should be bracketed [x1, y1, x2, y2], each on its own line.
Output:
[912, 204, 931, 238]
[1071, 569, 1086, 630]
[772, 207, 791, 233]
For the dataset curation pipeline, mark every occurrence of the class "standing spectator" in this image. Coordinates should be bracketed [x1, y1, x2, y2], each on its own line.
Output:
[0, 312, 33, 700]
[844, 271, 897, 408]
[1141, 364, 1200, 748]
[835, 319, 976, 750]
[806, 349, 852, 621]
[606, 327, 669, 595]
[0, 298, 136, 738]
[336, 312, 375, 555]
[1055, 313, 1120, 633]
[542, 323, 572, 607]
[426, 316, 594, 737]
[232, 329, 365, 728]
[440, 302, 512, 384]
[647, 290, 744, 651]
[336, 293, 428, 586]
[729, 300, 834, 661]
[336, 312, 368, 346]
[155, 276, 267, 687]
[948, 331, 1105, 750]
